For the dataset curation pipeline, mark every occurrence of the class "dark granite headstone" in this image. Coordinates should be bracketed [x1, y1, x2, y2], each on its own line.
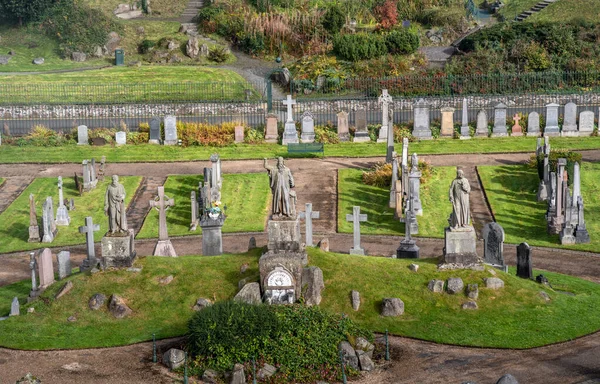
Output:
[516, 242, 532, 279]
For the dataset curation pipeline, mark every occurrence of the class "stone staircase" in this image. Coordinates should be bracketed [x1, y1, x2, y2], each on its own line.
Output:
[181, 0, 205, 22]
[514, 0, 557, 21]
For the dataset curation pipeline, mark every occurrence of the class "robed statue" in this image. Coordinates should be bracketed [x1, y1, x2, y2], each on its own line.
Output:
[104, 175, 128, 234]
[264, 157, 296, 218]
[449, 168, 471, 230]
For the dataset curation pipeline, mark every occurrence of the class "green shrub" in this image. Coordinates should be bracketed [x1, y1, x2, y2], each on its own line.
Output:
[315, 124, 340, 144]
[385, 29, 419, 54]
[533, 150, 582, 186]
[244, 127, 265, 144]
[333, 33, 388, 61]
[239, 33, 265, 55]
[138, 40, 156, 54]
[208, 46, 229, 63]
[42, 0, 121, 56]
[188, 302, 372, 382]
[88, 127, 116, 144]
[323, 4, 346, 35]
[363, 159, 434, 187]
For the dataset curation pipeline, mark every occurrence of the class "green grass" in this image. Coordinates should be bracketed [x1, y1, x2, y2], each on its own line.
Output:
[83, 0, 187, 18]
[0, 176, 142, 254]
[1, 249, 599, 350]
[498, 0, 540, 20]
[136, 174, 270, 239]
[1, 137, 600, 163]
[337, 167, 454, 237]
[528, 0, 599, 22]
[478, 162, 600, 252]
[0, 178, 5, 187]
[0, 66, 254, 103]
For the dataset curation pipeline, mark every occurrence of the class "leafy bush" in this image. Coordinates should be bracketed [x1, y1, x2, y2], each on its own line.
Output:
[315, 124, 340, 144]
[88, 128, 116, 144]
[18, 125, 68, 146]
[363, 159, 434, 187]
[239, 33, 265, 55]
[333, 33, 388, 61]
[208, 46, 229, 63]
[533, 150, 582, 186]
[126, 132, 148, 144]
[138, 39, 156, 54]
[188, 301, 372, 382]
[323, 4, 346, 35]
[373, 0, 398, 30]
[0, 0, 55, 24]
[179, 122, 236, 147]
[244, 127, 265, 144]
[42, 0, 121, 56]
[385, 29, 419, 54]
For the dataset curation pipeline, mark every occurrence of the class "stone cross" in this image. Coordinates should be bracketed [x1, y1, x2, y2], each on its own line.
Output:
[282, 94, 296, 123]
[377, 89, 393, 143]
[29, 252, 38, 295]
[150, 186, 174, 241]
[299, 203, 320, 247]
[79, 216, 100, 261]
[511, 114, 523, 136]
[346, 206, 367, 255]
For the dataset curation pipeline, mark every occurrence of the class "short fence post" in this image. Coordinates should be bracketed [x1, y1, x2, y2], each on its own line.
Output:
[152, 333, 156, 363]
[339, 349, 347, 384]
[184, 352, 188, 384]
[385, 329, 390, 361]
[267, 80, 273, 112]
[252, 358, 257, 384]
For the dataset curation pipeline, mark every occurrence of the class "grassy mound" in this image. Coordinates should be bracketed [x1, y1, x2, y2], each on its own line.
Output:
[0, 176, 142, 254]
[1, 249, 599, 350]
[136, 173, 270, 239]
[478, 162, 600, 252]
[338, 167, 453, 237]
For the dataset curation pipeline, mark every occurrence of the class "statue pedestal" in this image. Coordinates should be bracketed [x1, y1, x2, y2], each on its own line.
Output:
[442, 227, 480, 266]
[102, 229, 136, 269]
[267, 218, 301, 252]
[396, 239, 420, 259]
[282, 121, 299, 145]
[200, 215, 225, 256]
[28, 226, 40, 242]
[80, 257, 101, 273]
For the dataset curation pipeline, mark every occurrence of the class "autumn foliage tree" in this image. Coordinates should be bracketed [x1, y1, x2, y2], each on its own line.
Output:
[373, 0, 398, 30]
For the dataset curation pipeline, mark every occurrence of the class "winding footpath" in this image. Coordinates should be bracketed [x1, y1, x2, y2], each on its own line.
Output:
[1, 151, 600, 383]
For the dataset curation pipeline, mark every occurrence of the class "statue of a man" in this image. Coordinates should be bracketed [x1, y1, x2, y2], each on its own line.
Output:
[264, 157, 296, 218]
[104, 175, 128, 234]
[449, 168, 471, 230]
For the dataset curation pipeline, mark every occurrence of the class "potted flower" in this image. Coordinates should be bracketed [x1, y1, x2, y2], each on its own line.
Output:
[207, 201, 222, 219]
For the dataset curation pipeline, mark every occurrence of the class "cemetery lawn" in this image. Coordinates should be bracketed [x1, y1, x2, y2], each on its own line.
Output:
[0, 176, 142, 254]
[1, 137, 600, 163]
[2, 249, 600, 349]
[136, 173, 270, 239]
[528, 0, 597, 22]
[478, 162, 600, 252]
[337, 167, 453, 237]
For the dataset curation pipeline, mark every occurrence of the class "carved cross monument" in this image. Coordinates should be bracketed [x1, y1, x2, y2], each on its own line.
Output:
[150, 186, 177, 256]
[79, 216, 100, 271]
[346, 206, 368, 255]
[299, 203, 320, 247]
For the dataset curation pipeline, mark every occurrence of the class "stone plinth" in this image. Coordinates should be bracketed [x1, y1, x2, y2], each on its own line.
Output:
[200, 215, 225, 256]
[282, 121, 299, 145]
[102, 230, 136, 269]
[153, 239, 177, 257]
[267, 218, 302, 252]
[259, 250, 307, 296]
[28, 226, 40, 242]
[265, 115, 279, 143]
[396, 239, 420, 259]
[442, 227, 479, 265]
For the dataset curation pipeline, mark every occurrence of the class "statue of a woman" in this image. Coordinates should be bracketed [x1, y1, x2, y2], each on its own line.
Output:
[449, 168, 471, 230]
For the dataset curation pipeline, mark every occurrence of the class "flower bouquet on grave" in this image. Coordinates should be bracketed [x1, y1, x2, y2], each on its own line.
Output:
[207, 201, 224, 219]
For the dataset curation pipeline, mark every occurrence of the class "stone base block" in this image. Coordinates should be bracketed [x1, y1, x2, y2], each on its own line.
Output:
[543, 130, 560, 137]
[55, 206, 70, 226]
[338, 133, 350, 142]
[164, 140, 178, 146]
[102, 230, 136, 269]
[268, 218, 302, 252]
[80, 257, 101, 273]
[148, 139, 160, 144]
[459, 135, 471, 140]
[575, 228, 590, 244]
[300, 133, 315, 143]
[353, 133, 371, 143]
[265, 135, 278, 143]
[547, 217, 563, 235]
[396, 240, 419, 258]
[526, 132, 540, 137]
[28, 226, 41, 242]
[200, 215, 225, 256]
[153, 239, 177, 257]
[282, 122, 299, 145]
[413, 130, 433, 140]
[491, 132, 508, 137]
[443, 227, 479, 265]
[259, 250, 307, 295]
[511, 131, 523, 137]
[561, 127, 578, 136]
[475, 131, 489, 137]
[349, 247, 365, 256]
[536, 181, 548, 202]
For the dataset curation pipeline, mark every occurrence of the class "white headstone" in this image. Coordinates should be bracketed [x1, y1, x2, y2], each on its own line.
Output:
[57, 251, 72, 280]
[164, 115, 178, 145]
[38, 248, 55, 289]
[413, 99, 432, 139]
[475, 110, 488, 137]
[544, 103, 560, 136]
[562, 102, 577, 135]
[300, 111, 315, 143]
[77, 125, 89, 145]
[281, 95, 299, 144]
[527, 112, 540, 137]
[492, 103, 507, 137]
[115, 131, 127, 145]
[578, 110, 594, 136]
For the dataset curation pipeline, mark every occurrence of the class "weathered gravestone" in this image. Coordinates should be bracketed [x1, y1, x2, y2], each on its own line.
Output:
[482, 222, 505, 267]
[282, 95, 299, 144]
[234, 125, 245, 143]
[42, 196, 57, 243]
[298, 203, 320, 247]
[409, 153, 423, 216]
[527, 111, 540, 137]
[55, 176, 70, 226]
[575, 196, 590, 244]
[9, 297, 19, 316]
[544, 103, 560, 136]
[264, 267, 296, 304]
[578, 110, 594, 136]
[460, 98, 470, 139]
[190, 191, 199, 231]
[115, 131, 127, 145]
[265, 113, 278, 143]
[561, 102, 577, 136]
[79, 216, 101, 272]
[150, 186, 177, 257]
[413, 98, 432, 139]
[57, 251, 72, 280]
[492, 103, 507, 137]
[346, 206, 367, 255]
[475, 110, 488, 137]
[353, 108, 370, 142]
[149, 117, 161, 144]
[516, 242, 532, 279]
[337, 111, 350, 142]
[377, 89, 393, 143]
[397, 196, 419, 258]
[163, 115, 178, 145]
[38, 248, 55, 289]
[511, 114, 523, 136]
[440, 107, 455, 137]
[77, 125, 89, 145]
[300, 111, 315, 143]
[28, 194, 41, 242]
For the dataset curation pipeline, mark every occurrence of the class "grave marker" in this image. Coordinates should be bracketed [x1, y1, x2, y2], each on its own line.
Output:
[475, 110, 488, 137]
[460, 98, 471, 139]
[115, 131, 127, 145]
[42, 197, 57, 243]
[578, 110, 594, 136]
[150, 186, 177, 257]
[511, 114, 523, 136]
[282, 95, 299, 144]
[482, 222, 505, 267]
[527, 112, 540, 137]
[9, 297, 19, 316]
[234, 125, 245, 143]
[163, 115, 178, 145]
[337, 111, 350, 142]
[346, 206, 367, 255]
[149, 117, 161, 144]
[79, 216, 100, 271]
[55, 176, 70, 226]
[299, 203, 320, 247]
[413, 99, 432, 139]
[28, 194, 40, 242]
[38, 248, 55, 289]
[353, 108, 370, 142]
[377, 89, 393, 143]
[57, 251, 71, 280]
[492, 103, 507, 137]
[544, 103, 560, 136]
[516, 242, 532, 279]
[265, 113, 278, 143]
[440, 107, 455, 137]
[77, 125, 89, 145]
[561, 102, 577, 135]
